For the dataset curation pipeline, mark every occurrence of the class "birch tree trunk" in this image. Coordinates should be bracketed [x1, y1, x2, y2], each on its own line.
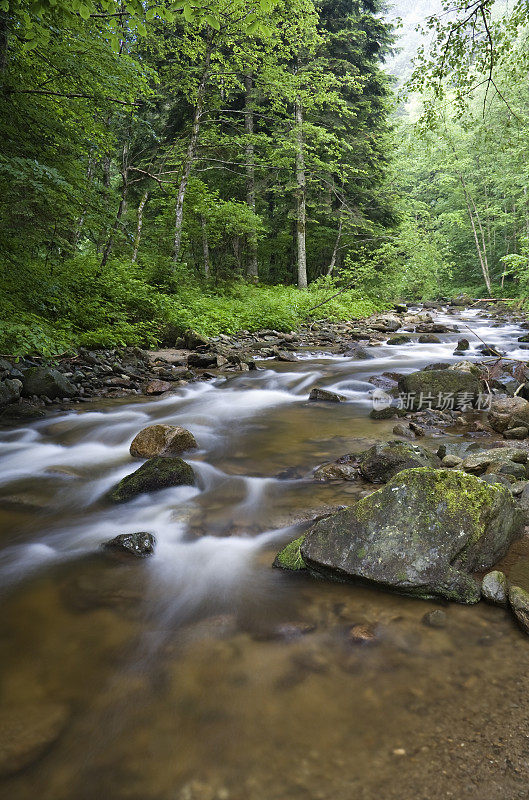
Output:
[457, 171, 491, 293]
[173, 36, 213, 266]
[244, 73, 259, 281]
[294, 98, 308, 289]
[326, 204, 343, 276]
[132, 190, 149, 263]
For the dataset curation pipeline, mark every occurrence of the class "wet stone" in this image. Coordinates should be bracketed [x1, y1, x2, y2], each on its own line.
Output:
[481, 570, 508, 607]
[102, 532, 156, 558]
[308, 387, 346, 402]
[0, 702, 69, 777]
[422, 610, 447, 628]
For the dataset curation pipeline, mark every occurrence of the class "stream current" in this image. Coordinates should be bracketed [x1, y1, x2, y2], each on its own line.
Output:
[1, 307, 529, 800]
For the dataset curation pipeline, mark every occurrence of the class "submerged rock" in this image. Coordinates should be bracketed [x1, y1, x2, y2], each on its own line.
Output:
[0, 702, 69, 777]
[308, 387, 346, 402]
[102, 532, 156, 557]
[278, 468, 524, 603]
[130, 424, 197, 458]
[108, 457, 195, 503]
[481, 570, 508, 606]
[359, 440, 441, 483]
[22, 367, 75, 399]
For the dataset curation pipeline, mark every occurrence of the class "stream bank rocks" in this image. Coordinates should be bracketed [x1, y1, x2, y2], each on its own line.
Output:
[108, 456, 195, 502]
[130, 424, 197, 458]
[276, 468, 524, 603]
[359, 441, 441, 483]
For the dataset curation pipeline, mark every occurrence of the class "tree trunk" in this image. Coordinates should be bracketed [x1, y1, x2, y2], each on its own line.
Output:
[244, 73, 258, 282]
[132, 190, 149, 263]
[100, 142, 129, 270]
[326, 205, 343, 276]
[457, 171, 491, 293]
[294, 98, 308, 289]
[173, 35, 213, 266]
[200, 215, 210, 277]
[0, 12, 8, 72]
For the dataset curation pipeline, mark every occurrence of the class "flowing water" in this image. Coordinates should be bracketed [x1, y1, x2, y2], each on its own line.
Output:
[1, 308, 529, 800]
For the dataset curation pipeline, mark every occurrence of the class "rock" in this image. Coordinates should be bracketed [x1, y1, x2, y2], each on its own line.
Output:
[309, 387, 346, 403]
[187, 353, 219, 368]
[346, 623, 378, 644]
[397, 369, 480, 410]
[102, 532, 156, 557]
[442, 454, 463, 468]
[387, 334, 411, 345]
[418, 334, 441, 344]
[0, 378, 22, 407]
[481, 570, 508, 606]
[489, 396, 529, 433]
[422, 609, 447, 628]
[0, 702, 69, 777]
[394, 303, 407, 314]
[392, 422, 416, 439]
[314, 461, 358, 481]
[509, 585, 529, 633]
[144, 379, 173, 395]
[371, 316, 401, 333]
[518, 484, 529, 517]
[451, 294, 473, 307]
[273, 536, 307, 571]
[0, 400, 46, 421]
[462, 447, 528, 475]
[359, 440, 441, 483]
[343, 345, 374, 360]
[184, 329, 209, 349]
[288, 468, 524, 603]
[22, 367, 75, 400]
[456, 338, 470, 351]
[479, 343, 502, 356]
[504, 426, 529, 440]
[511, 481, 528, 496]
[369, 406, 398, 420]
[276, 350, 298, 362]
[108, 457, 195, 503]
[448, 360, 482, 376]
[480, 473, 513, 490]
[130, 424, 197, 458]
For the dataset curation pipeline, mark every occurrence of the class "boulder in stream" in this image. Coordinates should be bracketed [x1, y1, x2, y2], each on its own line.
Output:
[102, 532, 156, 557]
[309, 387, 346, 402]
[22, 367, 75, 400]
[481, 570, 508, 606]
[398, 369, 481, 410]
[509, 585, 529, 633]
[488, 396, 529, 433]
[359, 440, 441, 483]
[108, 457, 195, 502]
[277, 468, 524, 603]
[130, 424, 197, 458]
[0, 378, 22, 407]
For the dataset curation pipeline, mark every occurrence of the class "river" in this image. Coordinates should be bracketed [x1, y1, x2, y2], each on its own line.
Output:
[1, 306, 529, 800]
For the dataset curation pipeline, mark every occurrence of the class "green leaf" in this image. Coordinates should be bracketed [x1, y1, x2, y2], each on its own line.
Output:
[78, 4, 90, 19]
[205, 14, 220, 30]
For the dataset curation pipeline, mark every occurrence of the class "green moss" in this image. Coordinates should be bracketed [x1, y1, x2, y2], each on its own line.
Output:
[108, 456, 195, 503]
[273, 535, 307, 571]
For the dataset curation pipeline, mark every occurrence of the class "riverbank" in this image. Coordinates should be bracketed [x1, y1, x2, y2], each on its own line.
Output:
[2, 300, 529, 800]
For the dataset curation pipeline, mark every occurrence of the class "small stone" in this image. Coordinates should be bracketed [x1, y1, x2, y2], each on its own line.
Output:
[144, 379, 173, 395]
[481, 571, 508, 607]
[347, 623, 378, 644]
[422, 609, 447, 628]
[442, 454, 463, 468]
[392, 422, 415, 439]
[392, 748, 406, 756]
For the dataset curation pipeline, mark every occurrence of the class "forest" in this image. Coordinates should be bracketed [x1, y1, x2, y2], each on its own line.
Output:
[1, 0, 529, 355]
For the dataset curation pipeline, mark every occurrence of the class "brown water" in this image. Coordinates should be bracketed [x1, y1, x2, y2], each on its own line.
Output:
[1, 308, 529, 800]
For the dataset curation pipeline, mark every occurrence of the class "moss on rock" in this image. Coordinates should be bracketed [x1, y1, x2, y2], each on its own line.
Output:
[273, 536, 307, 571]
[108, 457, 195, 503]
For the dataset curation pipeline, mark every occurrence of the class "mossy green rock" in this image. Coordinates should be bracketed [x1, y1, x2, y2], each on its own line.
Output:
[109, 457, 195, 503]
[295, 468, 524, 603]
[273, 536, 307, 571]
[398, 369, 480, 410]
[359, 440, 441, 483]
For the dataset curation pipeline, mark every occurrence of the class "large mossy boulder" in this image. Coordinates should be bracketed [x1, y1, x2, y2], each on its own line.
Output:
[359, 440, 441, 483]
[108, 457, 195, 503]
[129, 424, 197, 458]
[279, 468, 524, 603]
[398, 369, 480, 410]
[22, 367, 75, 399]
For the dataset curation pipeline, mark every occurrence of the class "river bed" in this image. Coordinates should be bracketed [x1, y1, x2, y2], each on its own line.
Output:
[1, 307, 529, 800]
